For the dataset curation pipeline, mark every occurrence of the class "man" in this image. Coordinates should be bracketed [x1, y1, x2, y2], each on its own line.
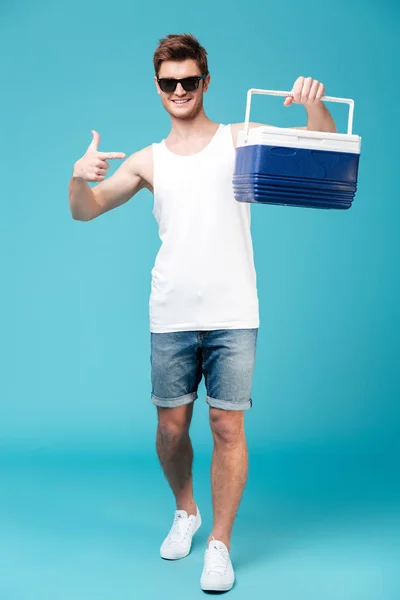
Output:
[69, 33, 337, 592]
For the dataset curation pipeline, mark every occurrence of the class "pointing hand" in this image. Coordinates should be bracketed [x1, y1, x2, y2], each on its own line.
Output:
[73, 130, 126, 182]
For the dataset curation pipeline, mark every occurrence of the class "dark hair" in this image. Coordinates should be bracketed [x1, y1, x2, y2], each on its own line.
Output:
[153, 33, 209, 77]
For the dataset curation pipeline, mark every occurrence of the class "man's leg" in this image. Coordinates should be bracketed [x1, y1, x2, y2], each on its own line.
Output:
[208, 408, 248, 550]
[202, 328, 258, 550]
[156, 404, 197, 516]
[151, 331, 202, 517]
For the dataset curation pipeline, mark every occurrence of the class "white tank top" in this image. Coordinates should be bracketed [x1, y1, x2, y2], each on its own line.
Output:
[150, 123, 259, 333]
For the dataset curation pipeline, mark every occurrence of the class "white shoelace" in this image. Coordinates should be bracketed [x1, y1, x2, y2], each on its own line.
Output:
[168, 512, 190, 544]
[204, 539, 229, 574]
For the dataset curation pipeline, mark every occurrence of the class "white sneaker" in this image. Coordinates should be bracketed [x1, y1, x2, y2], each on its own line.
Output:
[160, 505, 202, 560]
[200, 538, 235, 592]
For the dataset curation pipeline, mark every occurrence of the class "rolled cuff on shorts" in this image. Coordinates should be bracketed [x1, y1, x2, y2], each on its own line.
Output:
[206, 396, 252, 411]
[152, 392, 198, 408]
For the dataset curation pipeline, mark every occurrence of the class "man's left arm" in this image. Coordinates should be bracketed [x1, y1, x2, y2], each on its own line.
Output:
[287, 76, 337, 132]
[231, 77, 337, 146]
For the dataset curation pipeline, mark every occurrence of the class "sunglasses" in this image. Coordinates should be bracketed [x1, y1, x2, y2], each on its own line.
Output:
[157, 74, 206, 93]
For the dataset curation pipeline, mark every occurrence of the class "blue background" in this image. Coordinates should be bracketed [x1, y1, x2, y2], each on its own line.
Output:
[1, 0, 399, 598]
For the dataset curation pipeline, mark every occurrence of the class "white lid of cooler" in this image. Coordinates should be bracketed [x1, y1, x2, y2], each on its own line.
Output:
[237, 125, 361, 154]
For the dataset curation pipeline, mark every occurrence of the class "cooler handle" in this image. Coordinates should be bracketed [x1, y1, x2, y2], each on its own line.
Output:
[243, 88, 355, 142]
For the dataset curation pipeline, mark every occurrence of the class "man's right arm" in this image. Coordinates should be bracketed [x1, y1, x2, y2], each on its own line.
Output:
[68, 130, 150, 221]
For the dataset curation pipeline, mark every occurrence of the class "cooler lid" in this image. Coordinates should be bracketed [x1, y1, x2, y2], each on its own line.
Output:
[237, 126, 361, 154]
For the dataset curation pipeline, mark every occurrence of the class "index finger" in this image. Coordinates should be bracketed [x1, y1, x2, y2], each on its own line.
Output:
[97, 151, 126, 160]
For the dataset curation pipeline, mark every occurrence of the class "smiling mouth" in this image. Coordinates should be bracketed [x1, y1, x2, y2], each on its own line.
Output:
[172, 98, 192, 105]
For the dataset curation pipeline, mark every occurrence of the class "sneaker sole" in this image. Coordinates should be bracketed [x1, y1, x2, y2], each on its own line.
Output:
[200, 580, 234, 592]
[160, 513, 202, 560]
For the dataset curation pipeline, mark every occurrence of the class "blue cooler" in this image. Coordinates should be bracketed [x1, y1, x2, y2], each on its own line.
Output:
[234, 89, 361, 209]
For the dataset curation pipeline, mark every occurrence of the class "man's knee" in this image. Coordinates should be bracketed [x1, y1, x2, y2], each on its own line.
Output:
[157, 404, 193, 442]
[209, 408, 245, 445]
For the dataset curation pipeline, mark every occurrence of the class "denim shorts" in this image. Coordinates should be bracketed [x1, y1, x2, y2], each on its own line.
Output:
[150, 328, 258, 411]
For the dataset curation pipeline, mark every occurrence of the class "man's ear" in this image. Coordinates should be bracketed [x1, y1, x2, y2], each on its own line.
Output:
[154, 75, 161, 95]
[203, 73, 211, 93]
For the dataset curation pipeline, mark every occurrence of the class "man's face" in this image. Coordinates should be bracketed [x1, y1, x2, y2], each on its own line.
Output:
[155, 59, 209, 120]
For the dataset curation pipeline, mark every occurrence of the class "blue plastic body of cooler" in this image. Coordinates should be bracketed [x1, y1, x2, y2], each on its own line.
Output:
[234, 190, 351, 209]
[233, 144, 360, 209]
